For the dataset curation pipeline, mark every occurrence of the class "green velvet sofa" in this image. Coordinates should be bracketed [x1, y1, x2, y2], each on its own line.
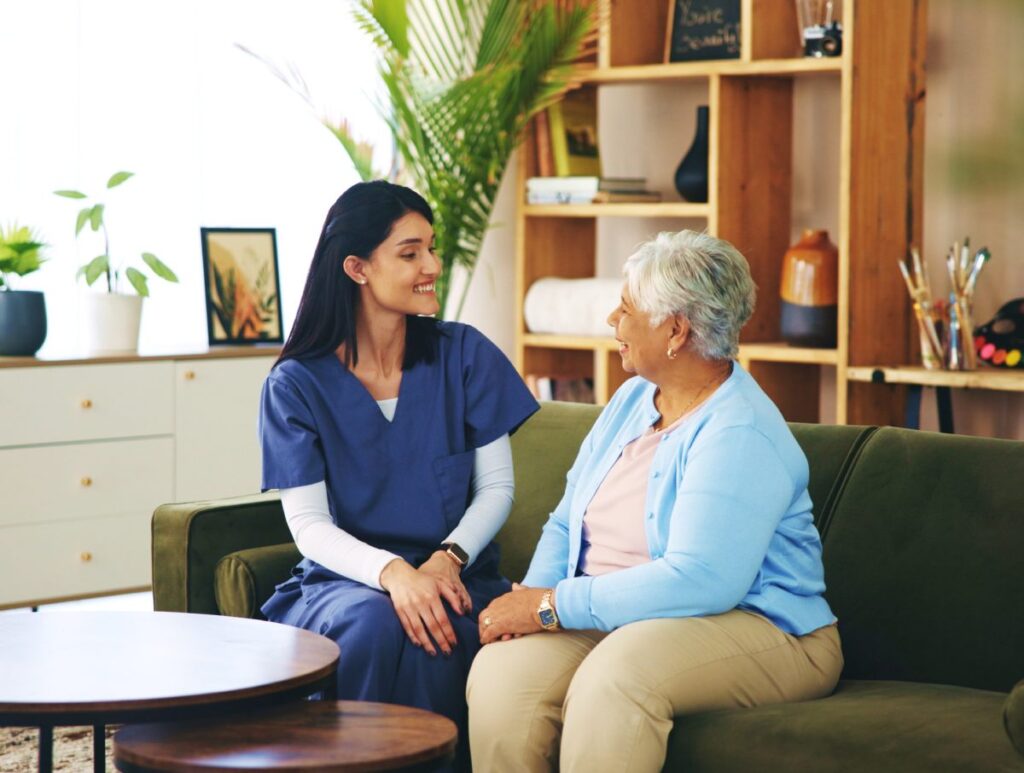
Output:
[153, 401, 1024, 771]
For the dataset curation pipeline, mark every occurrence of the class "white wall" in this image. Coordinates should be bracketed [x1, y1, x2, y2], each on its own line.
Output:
[0, 0, 390, 356]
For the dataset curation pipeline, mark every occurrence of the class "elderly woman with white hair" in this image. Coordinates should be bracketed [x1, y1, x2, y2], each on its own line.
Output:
[466, 230, 843, 772]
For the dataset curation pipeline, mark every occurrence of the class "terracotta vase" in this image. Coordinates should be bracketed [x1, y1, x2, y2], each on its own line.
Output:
[779, 229, 839, 348]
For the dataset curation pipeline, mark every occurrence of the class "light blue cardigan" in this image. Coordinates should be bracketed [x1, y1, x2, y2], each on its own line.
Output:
[522, 365, 837, 635]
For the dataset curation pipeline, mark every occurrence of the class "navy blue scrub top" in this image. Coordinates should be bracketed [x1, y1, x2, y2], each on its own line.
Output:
[258, 322, 539, 573]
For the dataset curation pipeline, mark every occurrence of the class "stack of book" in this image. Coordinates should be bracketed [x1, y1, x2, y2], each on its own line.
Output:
[526, 176, 662, 205]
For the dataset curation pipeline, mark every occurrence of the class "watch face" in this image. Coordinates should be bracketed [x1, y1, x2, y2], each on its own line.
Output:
[445, 543, 469, 566]
[539, 608, 557, 627]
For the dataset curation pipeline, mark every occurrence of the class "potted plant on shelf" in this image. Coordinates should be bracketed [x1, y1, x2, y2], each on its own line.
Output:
[55, 171, 179, 354]
[0, 222, 49, 356]
[241, 0, 597, 319]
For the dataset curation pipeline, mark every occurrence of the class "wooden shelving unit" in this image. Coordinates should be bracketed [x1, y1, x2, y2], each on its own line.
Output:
[514, 0, 927, 424]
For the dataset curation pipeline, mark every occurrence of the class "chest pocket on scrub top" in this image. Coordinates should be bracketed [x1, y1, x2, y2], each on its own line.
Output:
[432, 449, 476, 528]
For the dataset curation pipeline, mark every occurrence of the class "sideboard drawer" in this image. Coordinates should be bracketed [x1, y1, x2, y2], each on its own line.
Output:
[0, 512, 151, 608]
[0, 362, 174, 447]
[0, 437, 174, 528]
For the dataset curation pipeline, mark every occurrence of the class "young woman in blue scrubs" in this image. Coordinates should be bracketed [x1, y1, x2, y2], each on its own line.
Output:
[258, 181, 538, 766]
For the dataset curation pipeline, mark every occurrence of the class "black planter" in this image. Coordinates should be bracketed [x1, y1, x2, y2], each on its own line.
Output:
[674, 105, 710, 203]
[0, 290, 48, 356]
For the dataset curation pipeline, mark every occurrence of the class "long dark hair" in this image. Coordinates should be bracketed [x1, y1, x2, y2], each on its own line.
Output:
[277, 180, 441, 369]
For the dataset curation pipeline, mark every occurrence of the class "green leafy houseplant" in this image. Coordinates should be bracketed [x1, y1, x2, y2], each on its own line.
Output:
[0, 223, 48, 290]
[54, 171, 179, 296]
[244, 0, 597, 318]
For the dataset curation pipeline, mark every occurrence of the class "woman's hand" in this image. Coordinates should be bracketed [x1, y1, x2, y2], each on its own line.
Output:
[379, 559, 462, 656]
[478, 584, 551, 645]
[418, 550, 472, 614]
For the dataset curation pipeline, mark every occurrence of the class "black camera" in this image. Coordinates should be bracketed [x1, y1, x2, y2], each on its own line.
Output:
[803, 22, 843, 58]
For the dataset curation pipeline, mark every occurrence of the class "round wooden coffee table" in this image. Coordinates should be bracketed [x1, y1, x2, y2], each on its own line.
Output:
[0, 612, 339, 773]
[113, 700, 457, 772]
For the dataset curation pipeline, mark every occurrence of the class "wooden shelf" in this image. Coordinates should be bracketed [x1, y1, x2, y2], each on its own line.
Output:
[738, 343, 839, 366]
[577, 57, 842, 85]
[847, 366, 1024, 393]
[523, 203, 709, 219]
[522, 333, 617, 351]
[516, 0, 928, 423]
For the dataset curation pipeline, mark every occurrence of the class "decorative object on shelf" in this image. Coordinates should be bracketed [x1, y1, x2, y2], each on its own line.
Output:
[239, 1, 597, 321]
[526, 176, 659, 205]
[779, 229, 838, 348]
[524, 277, 621, 337]
[795, 0, 843, 57]
[665, 0, 740, 62]
[974, 298, 1023, 369]
[548, 87, 601, 177]
[0, 222, 48, 356]
[674, 105, 710, 203]
[896, 236, 992, 371]
[54, 171, 179, 354]
[200, 228, 283, 345]
[896, 246, 944, 371]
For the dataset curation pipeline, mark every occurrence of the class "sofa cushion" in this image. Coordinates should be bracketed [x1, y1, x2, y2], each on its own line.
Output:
[215, 542, 302, 618]
[497, 401, 602, 581]
[786, 423, 876, 535]
[666, 680, 1024, 772]
[1007, 679, 1024, 758]
[822, 427, 1024, 693]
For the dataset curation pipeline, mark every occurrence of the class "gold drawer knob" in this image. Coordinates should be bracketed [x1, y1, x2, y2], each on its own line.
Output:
[80, 551, 93, 562]
[184, 370, 196, 381]
[80, 476, 93, 487]
[81, 399, 93, 409]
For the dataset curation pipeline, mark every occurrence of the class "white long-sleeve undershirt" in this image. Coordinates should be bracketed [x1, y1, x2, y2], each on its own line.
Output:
[279, 400, 514, 591]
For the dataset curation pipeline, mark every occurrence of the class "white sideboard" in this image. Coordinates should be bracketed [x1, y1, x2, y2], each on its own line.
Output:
[0, 348, 277, 609]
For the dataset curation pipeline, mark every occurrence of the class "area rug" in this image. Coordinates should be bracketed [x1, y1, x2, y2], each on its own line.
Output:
[0, 725, 116, 772]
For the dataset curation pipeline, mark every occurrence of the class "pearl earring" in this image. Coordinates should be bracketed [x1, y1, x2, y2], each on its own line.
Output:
[666, 348, 677, 360]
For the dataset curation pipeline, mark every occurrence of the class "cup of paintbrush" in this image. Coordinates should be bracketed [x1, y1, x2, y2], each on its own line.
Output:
[898, 257, 943, 369]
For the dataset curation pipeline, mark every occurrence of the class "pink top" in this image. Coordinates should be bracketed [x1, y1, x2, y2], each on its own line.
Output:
[579, 410, 691, 576]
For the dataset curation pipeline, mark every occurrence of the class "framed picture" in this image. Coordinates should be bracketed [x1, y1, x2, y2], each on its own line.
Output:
[200, 227, 284, 345]
[664, 0, 741, 63]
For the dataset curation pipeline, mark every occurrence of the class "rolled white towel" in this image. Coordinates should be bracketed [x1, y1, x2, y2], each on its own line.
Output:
[524, 277, 622, 337]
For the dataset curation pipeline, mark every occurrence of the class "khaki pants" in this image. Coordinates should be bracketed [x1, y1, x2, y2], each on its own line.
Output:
[467, 610, 842, 773]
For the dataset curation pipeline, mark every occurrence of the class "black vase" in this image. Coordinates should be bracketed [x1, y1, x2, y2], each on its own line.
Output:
[674, 105, 709, 203]
[0, 290, 48, 356]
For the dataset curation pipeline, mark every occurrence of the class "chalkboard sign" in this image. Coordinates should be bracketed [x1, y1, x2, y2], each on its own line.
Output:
[665, 0, 741, 62]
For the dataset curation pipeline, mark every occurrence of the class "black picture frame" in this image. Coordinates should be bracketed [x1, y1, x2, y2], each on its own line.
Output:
[665, 0, 741, 63]
[200, 227, 284, 346]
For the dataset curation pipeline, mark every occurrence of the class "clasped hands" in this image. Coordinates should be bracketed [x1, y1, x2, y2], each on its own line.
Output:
[380, 551, 471, 657]
[381, 554, 555, 653]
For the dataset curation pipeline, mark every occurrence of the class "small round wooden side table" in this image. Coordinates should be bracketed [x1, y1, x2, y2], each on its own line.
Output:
[113, 700, 457, 772]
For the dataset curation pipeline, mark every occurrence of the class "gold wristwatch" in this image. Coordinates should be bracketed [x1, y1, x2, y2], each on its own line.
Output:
[538, 590, 560, 631]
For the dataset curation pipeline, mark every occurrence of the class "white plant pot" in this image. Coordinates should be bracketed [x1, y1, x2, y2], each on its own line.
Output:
[81, 292, 143, 355]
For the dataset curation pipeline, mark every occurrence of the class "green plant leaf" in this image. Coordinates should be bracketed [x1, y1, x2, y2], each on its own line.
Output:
[141, 252, 178, 282]
[75, 207, 92, 236]
[125, 267, 149, 296]
[83, 255, 109, 286]
[89, 204, 105, 232]
[106, 171, 134, 188]
[54, 190, 87, 199]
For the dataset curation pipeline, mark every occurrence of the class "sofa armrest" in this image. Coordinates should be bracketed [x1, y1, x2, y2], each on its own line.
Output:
[151, 493, 294, 615]
[215, 542, 302, 619]
[1006, 679, 1024, 758]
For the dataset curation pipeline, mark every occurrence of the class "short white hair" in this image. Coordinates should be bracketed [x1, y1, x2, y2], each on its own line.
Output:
[623, 230, 756, 359]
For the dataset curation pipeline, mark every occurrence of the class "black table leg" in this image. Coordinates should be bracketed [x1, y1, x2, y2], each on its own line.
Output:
[321, 678, 338, 701]
[936, 386, 954, 433]
[39, 725, 53, 773]
[94, 723, 105, 773]
[905, 384, 923, 430]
